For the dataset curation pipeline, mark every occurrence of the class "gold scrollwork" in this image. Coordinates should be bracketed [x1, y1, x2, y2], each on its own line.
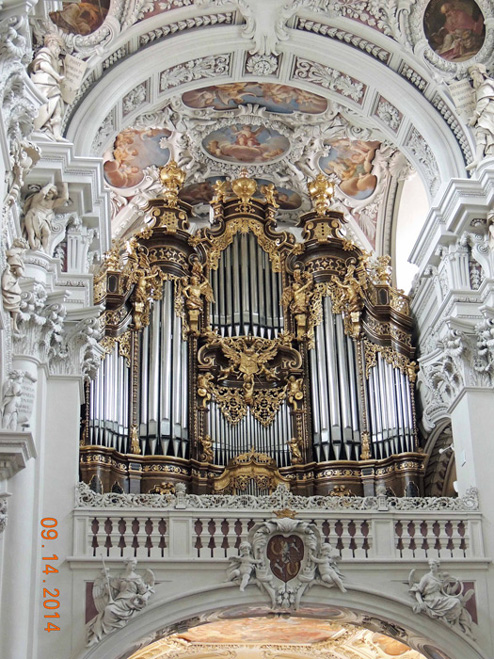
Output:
[198, 434, 214, 463]
[213, 447, 290, 493]
[364, 340, 417, 380]
[159, 160, 186, 207]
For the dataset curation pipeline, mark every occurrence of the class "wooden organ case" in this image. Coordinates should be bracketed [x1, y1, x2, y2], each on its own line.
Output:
[81, 164, 425, 496]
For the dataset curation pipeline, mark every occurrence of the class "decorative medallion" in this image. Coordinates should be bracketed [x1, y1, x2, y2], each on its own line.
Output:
[49, 0, 109, 36]
[423, 0, 485, 62]
[202, 123, 290, 164]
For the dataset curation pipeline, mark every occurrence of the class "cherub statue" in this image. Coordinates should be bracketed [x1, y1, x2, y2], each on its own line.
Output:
[408, 559, 474, 635]
[310, 543, 347, 592]
[30, 35, 66, 140]
[1, 239, 27, 333]
[23, 182, 69, 253]
[87, 558, 155, 646]
[227, 541, 262, 592]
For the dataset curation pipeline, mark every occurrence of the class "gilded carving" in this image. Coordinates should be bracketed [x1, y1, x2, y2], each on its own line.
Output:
[178, 260, 214, 335]
[364, 341, 416, 380]
[282, 268, 314, 341]
[199, 435, 214, 463]
[159, 160, 186, 208]
[287, 437, 303, 464]
[307, 173, 335, 216]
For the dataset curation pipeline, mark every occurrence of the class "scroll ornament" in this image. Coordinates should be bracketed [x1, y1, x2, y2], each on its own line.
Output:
[227, 517, 347, 609]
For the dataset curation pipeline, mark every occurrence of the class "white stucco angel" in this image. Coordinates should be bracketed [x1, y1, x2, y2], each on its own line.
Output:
[87, 558, 155, 646]
[22, 182, 69, 253]
[408, 559, 474, 636]
[309, 542, 347, 592]
[227, 540, 262, 591]
[467, 64, 494, 170]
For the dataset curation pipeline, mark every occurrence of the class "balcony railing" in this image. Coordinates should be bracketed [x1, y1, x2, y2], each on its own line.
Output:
[73, 483, 483, 561]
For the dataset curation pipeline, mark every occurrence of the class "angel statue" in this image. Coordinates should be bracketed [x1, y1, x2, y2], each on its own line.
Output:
[408, 559, 474, 635]
[180, 260, 214, 334]
[87, 558, 155, 646]
[227, 541, 262, 592]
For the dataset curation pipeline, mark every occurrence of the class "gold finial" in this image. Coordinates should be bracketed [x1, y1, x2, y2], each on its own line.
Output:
[159, 160, 186, 206]
[231, 169, 257, 208]
[307, 173, 335, 216]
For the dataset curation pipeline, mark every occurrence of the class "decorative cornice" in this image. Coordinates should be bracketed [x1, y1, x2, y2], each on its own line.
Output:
[0, 431, 36, 480]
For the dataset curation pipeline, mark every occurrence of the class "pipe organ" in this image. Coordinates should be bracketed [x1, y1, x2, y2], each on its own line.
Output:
[81, 164, 425, 496]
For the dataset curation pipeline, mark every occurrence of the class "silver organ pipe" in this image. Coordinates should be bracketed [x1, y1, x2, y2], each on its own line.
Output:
[89, 342, 129, 451]
[139, 279, 189, 457]
[309, 296, 362, 462]
[209, 400, 291, 467]
[211, 233, 283, 337]
[367, 355, 415, 457]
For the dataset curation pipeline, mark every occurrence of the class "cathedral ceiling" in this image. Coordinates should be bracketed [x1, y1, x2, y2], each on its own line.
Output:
[30, 0, 493, 261]
[121, 616, 445, 659]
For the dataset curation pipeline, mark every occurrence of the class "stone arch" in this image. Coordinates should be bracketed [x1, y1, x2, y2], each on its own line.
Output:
[77, 582, 485, 659]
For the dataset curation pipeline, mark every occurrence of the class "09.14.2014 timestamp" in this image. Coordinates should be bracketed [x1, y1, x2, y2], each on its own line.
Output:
[40, 517, 61, 632]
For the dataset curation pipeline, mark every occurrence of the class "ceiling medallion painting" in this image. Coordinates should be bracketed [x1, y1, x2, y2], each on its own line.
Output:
[103, 127, 171, 189]
[49, 0, 109, 35]
[182, 83, 328, 114]
[423, 0, 485, 62]
[318, 139, 381, 200]
[202, 123, 290, 164]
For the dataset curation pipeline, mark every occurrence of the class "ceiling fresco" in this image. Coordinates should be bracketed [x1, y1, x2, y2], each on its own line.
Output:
[122, 616, 441, 659]
[423, 0, 485, 62]
[102, 84, 403, 251]
[49, 0, 109, 35]
[182, 83, 328, 114]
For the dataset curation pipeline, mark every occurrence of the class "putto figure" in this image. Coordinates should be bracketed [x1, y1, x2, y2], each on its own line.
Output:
[86, 558, 155, 646]
[1, 239, 27, 333]
[227, 540, 261, 591]
[408, 559, 474, 635]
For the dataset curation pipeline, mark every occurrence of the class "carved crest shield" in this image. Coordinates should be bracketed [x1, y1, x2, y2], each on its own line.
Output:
[267, 534, 304, 582]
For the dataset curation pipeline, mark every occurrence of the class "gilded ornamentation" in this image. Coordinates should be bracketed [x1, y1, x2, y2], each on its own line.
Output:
[199, 435, 214, 463]
[260, 183, 279, 208]
[210, 382, 287, 427]
[197, 372, 214, 409]
[159, 160, 186, 207]
[191, 216, 290, 272]
[287, 437, 303, 464]
[282, 268, 314, 341]
[360, 431, 371, 460]
[287, 375, 304, 410]
[214, 447, 290, 493]
[364, 341, 415, 380]
[129, 425, 141, 455]
[212, 179, 229, 204]
[330, 485, 355, 497]
[231, 170, 257, 211]
[332, 264, 365, 338]
[307, 173, 335, 216]
[178, 260, 214, 335]
[149, 482, 175, 494]
[116, 331, 132, 368]
[125, 242, 166, 331]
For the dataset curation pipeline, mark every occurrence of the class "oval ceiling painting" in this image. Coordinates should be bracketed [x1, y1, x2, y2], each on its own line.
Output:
[103, 127, 171, 189]
[183, 82, 328, 114]
[49, 0, 110, 35]
[423, 0, 485, 62]
[179, 177, 302, 210]
[203, 124, 290, 164]
[318, 139, 380, 200]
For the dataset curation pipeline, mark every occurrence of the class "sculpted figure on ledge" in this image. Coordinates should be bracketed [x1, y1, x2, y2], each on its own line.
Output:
[30, 35, 66, 140]
[22, 182, 69, 253]
[467, 64, 494, 170]
[87, 558, 155, 646]
[408, 559, 474, 636]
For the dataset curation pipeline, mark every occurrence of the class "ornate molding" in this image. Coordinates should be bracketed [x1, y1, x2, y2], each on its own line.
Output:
[75, 481, 479, 511]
